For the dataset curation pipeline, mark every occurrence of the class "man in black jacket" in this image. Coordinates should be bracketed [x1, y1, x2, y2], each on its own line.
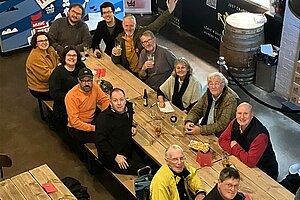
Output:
[95, 88, 145, 174]
[204, 167, 248, 200]
[92, 2, 123, 55]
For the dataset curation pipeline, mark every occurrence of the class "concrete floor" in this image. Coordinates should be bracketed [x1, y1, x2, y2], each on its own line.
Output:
[0, 15, 299, 199]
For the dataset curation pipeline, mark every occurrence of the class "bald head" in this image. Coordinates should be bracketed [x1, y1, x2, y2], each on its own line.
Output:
[236, 102, 254, 130]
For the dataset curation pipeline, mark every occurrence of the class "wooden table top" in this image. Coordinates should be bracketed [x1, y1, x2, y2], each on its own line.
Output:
[0, 164, 76, 200]
[84, 53, 295, 200]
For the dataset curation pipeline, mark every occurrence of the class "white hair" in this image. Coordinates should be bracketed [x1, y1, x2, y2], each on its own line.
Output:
[207, 72, 228, 86]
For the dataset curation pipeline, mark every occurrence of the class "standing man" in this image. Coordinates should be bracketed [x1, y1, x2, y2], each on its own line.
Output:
[138, 30, 176, 91]
[185, 72, 239, 137]
[111, 0, 178, 74]
[150, 144, 206, 200]
[204, 167, 249, 200]
[92, 2, 123, 56]
[49, 3, 92, 53]
[219, 102, 278, 180]
[95, 88, 145, 175]
[65, 68, 110, 142]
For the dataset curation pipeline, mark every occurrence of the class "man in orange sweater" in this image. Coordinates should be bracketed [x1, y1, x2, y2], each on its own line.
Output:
[65, 68, 110, 142]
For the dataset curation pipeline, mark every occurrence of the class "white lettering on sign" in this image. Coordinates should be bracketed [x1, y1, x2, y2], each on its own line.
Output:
[35, 0, 55, 9]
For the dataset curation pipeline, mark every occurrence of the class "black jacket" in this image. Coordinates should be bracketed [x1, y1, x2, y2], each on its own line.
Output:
[92, 17, 123, 55]
[204, 184, 245, 200]
[95, 102, 134, 165]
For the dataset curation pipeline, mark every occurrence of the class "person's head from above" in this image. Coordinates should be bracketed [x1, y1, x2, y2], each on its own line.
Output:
[59, 46, 81, 68]
[165, 144, 186, 173]
[31, 32, 51, 50]
[207, 72, 228, 98]
[68, 3, 85, 25]
[78, 68, 93, 92]
[140, 30, 156, 54]
[236, 102, 254, 131]
[123, 14, 136, 38]
[217, 167, 241, 200]
[100, 2, 115, 24]
[100, 79, 113, 96]
[110, 88, 126, 113]
[172, 57, 193, 80]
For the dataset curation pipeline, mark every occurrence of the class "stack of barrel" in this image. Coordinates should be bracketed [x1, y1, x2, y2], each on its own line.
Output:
[220, 12, 266, 85]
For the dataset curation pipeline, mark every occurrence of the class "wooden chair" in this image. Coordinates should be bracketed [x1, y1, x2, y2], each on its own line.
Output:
[0, 154, 12, 180]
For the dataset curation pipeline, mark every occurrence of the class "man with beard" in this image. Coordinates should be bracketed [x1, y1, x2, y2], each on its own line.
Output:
[138, 30, 176, 91]
[49, 3, 92, 53]
[111, 0, 178, 75]
[92, 2, 123, 55]
[204, 167, 248, 200]
[219, 102, 278, 180]
[65, 68, 110, 142]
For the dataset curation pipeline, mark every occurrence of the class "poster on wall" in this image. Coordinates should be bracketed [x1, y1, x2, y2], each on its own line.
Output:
[0, 0, 124, 52]
[124, 0, 151, 14]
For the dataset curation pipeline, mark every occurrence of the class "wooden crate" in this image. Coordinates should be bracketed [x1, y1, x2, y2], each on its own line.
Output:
[294, 71, 300, 85]
[291, 82, 300, 96]
[290, 93, 300, 106]
[296, 60, 300, 74]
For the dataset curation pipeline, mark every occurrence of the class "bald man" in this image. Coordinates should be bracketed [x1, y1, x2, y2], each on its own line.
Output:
[219, 102, 278, 180]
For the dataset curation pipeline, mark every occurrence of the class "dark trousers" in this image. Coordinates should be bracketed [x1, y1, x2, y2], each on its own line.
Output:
[29, 89, 52, 100]
[68, 127, 102, 143]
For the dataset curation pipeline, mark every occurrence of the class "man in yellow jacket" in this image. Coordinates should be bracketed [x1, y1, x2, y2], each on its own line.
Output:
[150, 144, 206, 200]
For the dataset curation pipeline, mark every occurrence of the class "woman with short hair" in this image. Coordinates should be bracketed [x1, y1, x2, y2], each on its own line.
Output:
[26, 31, 59, 100]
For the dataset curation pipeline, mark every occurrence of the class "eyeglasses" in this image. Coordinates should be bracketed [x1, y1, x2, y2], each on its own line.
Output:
[37, 39, 49, 43]
[141, 38, 153, 45]
[167, 156, 186, 163]
[70, 9, 82, 16]
[102, 10, 113, 15]
[66, 54, 77, 57]
[208, 82, 222, 87]
[80, 79, 93, 83]
[223, 183, 239, 190]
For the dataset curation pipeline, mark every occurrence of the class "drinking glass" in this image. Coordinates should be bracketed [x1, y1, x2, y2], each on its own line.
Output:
[84, 45, 89, 57]
[147, 53, 155, 65]
[153, 119, 162, 137]
[115, 41, 122, 56]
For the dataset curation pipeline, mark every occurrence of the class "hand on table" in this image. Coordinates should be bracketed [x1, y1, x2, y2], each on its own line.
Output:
[184, 122, 200, 135]
[158, 101, 165, 108]
[115, 154, 129, 169]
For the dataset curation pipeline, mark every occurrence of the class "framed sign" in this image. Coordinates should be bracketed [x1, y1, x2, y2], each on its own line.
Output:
[125, 0, 151, 14]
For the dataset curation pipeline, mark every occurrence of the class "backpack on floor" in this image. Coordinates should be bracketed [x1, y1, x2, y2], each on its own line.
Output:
[134, 166, 153, 200]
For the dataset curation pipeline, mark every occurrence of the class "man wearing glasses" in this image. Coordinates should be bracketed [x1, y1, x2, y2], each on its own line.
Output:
[150, 144, 206, 200]
[204, 167, 249, 200]
[49, 3, 92, 53]
[92, 2, 124, 55]
[65, 68, 110, 142]
[138, 30, 176, 91]
[185, 72, 239, 137]
[111, 0, 178, 74]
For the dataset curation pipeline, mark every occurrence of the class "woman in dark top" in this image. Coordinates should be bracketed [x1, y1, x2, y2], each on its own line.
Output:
[49, 46, 85, 129]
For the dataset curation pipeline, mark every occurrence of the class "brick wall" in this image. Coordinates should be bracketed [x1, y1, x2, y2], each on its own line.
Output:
[275, 2, 300, 98]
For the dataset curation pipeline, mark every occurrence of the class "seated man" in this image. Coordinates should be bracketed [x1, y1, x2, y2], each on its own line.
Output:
[92, 2, 123, 55]
[138, 30, 176, 91]
[185, 72, 239, 137]
[204, 167, 249, 200]
[49, 3, 92, 53]
[65, 68, 110, 142]
[150, 144, 206, 200]
[111, 0, 178, 74]
[95, 88, 145, 175]
[219, 102, 278, 180]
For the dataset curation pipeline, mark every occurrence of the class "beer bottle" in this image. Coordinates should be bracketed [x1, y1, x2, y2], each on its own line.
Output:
[143, 89, 148, 107]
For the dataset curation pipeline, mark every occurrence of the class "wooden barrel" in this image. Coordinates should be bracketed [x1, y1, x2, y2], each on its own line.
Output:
[220, 12, 265, 85]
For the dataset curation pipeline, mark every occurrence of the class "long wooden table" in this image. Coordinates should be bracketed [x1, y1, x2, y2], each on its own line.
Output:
[0, 164, 76, 200]
[83, 53, 295, 199]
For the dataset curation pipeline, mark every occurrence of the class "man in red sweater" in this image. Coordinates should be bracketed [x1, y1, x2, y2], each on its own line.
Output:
[219, 102, 278, 180]
[65, 68, 110, 142]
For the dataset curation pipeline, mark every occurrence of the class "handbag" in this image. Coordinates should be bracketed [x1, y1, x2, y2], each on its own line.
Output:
[134, 166, 153, 200]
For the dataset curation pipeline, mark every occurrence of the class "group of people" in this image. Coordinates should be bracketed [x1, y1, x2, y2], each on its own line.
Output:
[25, 1, 282, 199]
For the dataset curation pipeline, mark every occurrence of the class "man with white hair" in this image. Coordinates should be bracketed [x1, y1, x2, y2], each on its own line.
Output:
[219, 102, 278, 180]
[111, 0, 178, 74]
[150, 144, 206, 200]
[185, 72, 239, 137]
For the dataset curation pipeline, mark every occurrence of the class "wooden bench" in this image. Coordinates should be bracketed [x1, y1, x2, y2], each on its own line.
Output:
[84, 143, 137, 198]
